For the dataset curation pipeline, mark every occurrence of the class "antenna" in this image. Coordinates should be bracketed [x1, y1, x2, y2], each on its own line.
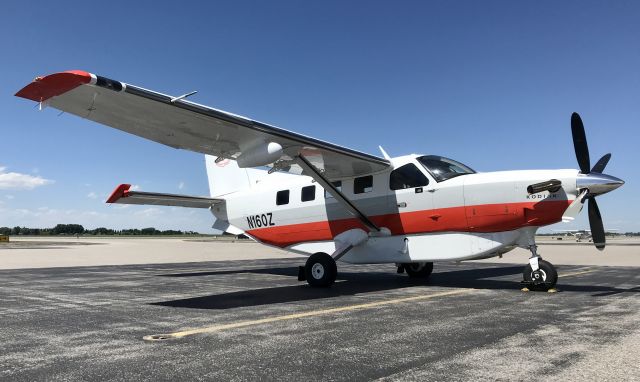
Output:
[378, 146, 391, 160]
[170, 91, 198, 103]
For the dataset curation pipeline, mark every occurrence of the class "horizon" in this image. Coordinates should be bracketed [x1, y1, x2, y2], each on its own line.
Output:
[3, 224, 640, 235]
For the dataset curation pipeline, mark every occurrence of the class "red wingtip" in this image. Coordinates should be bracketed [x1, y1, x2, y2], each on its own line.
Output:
[106, 184, 131, 203]
[15, 70, 92, 102]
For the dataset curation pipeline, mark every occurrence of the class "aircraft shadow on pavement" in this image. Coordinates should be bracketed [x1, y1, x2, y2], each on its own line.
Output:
[152, 265, 635, 310]
[157, 267, 300, 278]
[591, 286, 640, 297]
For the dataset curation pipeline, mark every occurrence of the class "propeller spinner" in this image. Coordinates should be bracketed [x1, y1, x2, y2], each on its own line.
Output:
[564, 112, 624, 250]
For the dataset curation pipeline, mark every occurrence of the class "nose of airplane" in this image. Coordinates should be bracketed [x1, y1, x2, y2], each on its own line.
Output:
[576, 173, 625, 196]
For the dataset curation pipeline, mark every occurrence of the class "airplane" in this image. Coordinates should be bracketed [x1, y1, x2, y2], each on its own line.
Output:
[15, 70, 625, 291]
[554, 229, 619, 242]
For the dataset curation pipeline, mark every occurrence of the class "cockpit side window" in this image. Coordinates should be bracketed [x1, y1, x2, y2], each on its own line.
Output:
[389, 163, 429, 190]
[417, 155, 475, 182]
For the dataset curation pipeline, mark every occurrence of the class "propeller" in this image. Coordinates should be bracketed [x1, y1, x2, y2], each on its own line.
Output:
[591, 153, 611, 174]
[571, 112, 591, 174]
[566, 112, 623, 250]
[588, 197, 605, 250]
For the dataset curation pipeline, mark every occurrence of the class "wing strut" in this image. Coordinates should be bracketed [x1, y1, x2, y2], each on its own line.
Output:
[295, 155, 380, 232]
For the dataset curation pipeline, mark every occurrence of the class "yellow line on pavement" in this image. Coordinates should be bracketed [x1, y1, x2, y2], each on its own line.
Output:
[144, 288, 475, 340]
[558, 269, 595, 278]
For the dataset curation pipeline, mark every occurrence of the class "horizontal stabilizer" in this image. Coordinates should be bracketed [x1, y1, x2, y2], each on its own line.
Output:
[106, 184, 222, 208]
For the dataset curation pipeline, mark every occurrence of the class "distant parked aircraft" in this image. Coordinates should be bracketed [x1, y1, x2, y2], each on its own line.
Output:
[555, 229, 619, 242]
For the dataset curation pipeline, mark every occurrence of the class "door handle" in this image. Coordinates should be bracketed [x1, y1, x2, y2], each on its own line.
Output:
[429, 214, 441, 220]
[427, 188, 438, 193]
[397, 202, 407, 208]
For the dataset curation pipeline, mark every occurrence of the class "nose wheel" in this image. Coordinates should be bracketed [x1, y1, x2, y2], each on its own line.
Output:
[522, 258, 558, 291]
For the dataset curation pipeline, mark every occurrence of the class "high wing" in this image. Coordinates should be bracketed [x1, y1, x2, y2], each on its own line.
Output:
[107, 184, 222, 208]
[15, 70, 390, 179]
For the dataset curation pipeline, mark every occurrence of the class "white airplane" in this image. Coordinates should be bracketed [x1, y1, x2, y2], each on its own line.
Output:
[16, 70, 625, 291]
[554, 229, 619, 242]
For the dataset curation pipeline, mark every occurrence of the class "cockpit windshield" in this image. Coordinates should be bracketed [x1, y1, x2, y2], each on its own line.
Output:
[416, 155, 475, 182]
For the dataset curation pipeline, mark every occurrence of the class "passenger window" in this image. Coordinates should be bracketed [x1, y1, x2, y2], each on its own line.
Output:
[324, 181, 342, 198]
[389, 164, 429, 190]
[301, 185, 316, 202]
[276, 190, 289, 205]
[354, 175, 373, 194]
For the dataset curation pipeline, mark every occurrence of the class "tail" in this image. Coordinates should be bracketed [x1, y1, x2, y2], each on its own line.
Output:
[205, 155, 301, 198]
[205, 155, 301, 235]
[204, 155, 267, 197]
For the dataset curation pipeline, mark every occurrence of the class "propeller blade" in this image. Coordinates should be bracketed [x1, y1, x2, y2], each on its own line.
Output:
[591, 153, 611, 174]
[588, 198, 605, 250]
[562, 189, 588, 222]
[571, 112, 591, 173]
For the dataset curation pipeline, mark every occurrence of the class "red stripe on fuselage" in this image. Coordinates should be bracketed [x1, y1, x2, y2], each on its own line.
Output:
[246, 200, 571, 248]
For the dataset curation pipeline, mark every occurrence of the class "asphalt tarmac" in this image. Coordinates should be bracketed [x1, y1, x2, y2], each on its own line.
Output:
[1, 257, 638, 381]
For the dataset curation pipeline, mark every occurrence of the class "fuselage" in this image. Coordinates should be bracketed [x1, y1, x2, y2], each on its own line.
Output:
[212, 155, 578, 262]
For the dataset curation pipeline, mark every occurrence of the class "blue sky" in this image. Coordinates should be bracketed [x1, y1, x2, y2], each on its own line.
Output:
[1, 1, 638, 232]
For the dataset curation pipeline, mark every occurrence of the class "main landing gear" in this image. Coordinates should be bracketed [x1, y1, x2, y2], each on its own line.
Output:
[522, 245, 558, 291]
[298, 252, 337, 287]
[297, 255, 435, 287]
[398, 262, 434, 279]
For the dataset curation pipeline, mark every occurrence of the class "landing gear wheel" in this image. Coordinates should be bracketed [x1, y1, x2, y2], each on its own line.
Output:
[403, 262, 433, 279]
[523, 259, 558, 291]
[305, 252, 337, 287]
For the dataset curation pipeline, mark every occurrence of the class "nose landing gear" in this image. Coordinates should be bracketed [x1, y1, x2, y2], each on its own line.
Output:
[521, 245, 558, 291]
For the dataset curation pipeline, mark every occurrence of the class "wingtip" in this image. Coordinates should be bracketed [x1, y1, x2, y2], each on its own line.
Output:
[15, 70, 93, 102]
[106, 184, 131, 203]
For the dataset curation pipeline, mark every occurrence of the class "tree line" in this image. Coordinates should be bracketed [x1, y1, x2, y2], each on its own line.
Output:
[0, 224, 200, 236]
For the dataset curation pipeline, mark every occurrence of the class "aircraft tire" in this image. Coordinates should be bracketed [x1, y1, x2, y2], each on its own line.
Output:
[404, 262, 433, 278]
[305, 252, 337, 287]
[523, 259, 558, 291]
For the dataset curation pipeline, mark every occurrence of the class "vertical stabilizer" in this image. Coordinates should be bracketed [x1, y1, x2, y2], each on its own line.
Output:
[204, 155, 267, 197]
[205, 155, 302, 235]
